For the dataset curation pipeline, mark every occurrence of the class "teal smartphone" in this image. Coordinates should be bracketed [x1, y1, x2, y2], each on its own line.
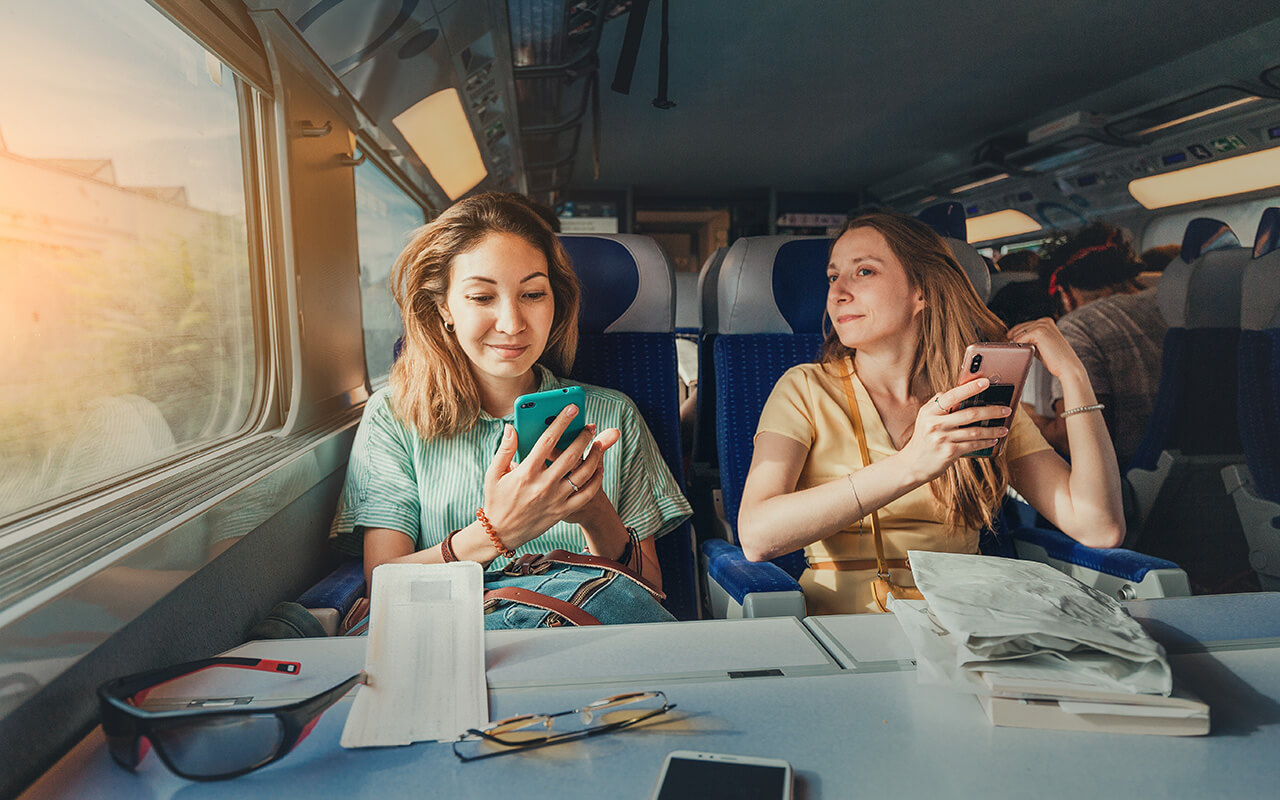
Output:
[513, 386, 587, 462]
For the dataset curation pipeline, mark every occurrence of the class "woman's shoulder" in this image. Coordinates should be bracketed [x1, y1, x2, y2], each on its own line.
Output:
[558, 377, 639, 417]
[774, 361, 839, 390]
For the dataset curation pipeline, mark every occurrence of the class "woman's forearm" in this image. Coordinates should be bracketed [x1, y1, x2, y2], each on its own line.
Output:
[739, 453, 927, 562]
[1057, 370, 1125, 546]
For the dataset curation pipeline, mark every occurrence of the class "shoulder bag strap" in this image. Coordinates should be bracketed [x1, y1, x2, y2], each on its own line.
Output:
[535, 549, 667, 601]
[483, 586, 603, 626]
[837, 358, 892, 580]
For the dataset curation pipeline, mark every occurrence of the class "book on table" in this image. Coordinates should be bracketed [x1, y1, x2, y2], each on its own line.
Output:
[973, 672, 1209, 736]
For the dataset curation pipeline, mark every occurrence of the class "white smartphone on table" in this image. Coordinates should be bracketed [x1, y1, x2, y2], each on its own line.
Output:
[650, 750, 793, 800]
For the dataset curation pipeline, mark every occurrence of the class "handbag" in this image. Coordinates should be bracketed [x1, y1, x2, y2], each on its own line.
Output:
[837, 361, 926, 612]
[482, 549, 674, 628]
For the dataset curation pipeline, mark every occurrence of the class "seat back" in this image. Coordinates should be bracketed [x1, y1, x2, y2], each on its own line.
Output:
[692, 246, 728, 464]
[1239, 208, 1280, 504]
[1130, 218, 1249, 469]
[713, 236, 830, 578]
[559, 234, 699, 619]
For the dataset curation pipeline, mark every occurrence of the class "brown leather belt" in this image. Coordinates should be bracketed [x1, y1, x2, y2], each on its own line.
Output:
[808, 558, 910, 572]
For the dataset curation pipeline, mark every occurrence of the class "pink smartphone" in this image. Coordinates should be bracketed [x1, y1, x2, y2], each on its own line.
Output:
[955, 342, 1035, 458]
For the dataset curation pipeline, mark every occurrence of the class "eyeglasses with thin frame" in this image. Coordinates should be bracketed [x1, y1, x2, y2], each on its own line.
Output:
[452, 691, 674, 762]
[98, 657, 366, 781]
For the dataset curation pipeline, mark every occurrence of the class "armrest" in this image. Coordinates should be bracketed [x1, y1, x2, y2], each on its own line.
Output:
[1008, 525, 1179, 582]
[701, 539, 805, 618]
[297, 560, 366, 635]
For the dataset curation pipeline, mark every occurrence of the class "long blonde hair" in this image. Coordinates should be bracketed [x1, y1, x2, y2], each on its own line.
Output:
[389, 193, 580, 438]
[821, 212, 1009, 533]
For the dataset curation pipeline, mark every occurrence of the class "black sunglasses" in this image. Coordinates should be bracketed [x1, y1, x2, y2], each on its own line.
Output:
[98, 657, 365, 781]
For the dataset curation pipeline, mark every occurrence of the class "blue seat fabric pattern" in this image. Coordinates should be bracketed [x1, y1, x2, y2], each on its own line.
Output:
[714, 333, 824, 580]
[569, 332, 699, 619]
[297, 560, 365, 614]
[702, 538, 801, 604]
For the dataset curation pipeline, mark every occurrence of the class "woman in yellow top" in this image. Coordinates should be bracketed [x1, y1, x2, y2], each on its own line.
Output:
[738, 212, 1125, 614]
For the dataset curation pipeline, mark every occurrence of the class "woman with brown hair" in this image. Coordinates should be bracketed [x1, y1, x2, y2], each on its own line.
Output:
[330, 193, 690, 625]
[737, 212, 1124, 614]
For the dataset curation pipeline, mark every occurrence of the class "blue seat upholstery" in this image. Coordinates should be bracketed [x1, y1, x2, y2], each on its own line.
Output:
[1224, 208, 1280, 589]
[559, 234, 700, 620]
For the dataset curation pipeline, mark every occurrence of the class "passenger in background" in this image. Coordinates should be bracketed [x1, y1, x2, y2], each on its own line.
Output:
[330, 193, 690, 623]
[1032, 223, 1166, 469]
[996, 250, 1040, 273]
[738, 213, 1124, 614]
[988, 279, 1055, 328]
[1140, 244, 1180, 272]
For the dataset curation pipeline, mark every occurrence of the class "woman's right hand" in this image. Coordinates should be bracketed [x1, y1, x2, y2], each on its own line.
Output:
[897, 377, 1012, 484]
[479, 406, 616, 550]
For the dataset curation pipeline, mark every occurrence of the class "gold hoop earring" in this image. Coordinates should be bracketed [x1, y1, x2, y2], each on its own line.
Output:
[444, 321, 455, 332]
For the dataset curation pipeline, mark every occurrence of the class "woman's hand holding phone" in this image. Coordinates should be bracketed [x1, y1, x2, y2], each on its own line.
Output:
[481, 405, 620, 549]
[897, 377, 1012, 483]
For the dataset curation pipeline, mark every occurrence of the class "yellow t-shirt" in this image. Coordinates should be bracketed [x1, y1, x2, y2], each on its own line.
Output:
[754, 361, 1052, 614]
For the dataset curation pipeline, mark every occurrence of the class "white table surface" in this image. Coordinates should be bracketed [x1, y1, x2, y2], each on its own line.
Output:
[22, 596, 1280, 799]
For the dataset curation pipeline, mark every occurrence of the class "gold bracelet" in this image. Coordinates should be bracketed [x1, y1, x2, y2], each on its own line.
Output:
[1060, 403, 1105, 418]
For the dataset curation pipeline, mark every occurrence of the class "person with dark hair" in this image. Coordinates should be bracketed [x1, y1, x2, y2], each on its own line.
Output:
[1035, 223, 1166, 467]
[1140, 244, 1180, 272]
[997, 250, 1040, 273]
[736, 212, 1123, 614]
[988, 280, 1055, 328]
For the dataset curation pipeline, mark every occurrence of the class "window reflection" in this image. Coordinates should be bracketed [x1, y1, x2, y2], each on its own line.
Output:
[355, 158, 424, 382]
[0, 0, 255, 519]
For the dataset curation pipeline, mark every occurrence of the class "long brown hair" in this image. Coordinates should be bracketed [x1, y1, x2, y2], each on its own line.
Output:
[389, 193, 580, 438]
[821, 212, 1009, 533]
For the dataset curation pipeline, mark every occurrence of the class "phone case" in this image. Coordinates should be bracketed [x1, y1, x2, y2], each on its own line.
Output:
[956, 342, 1035, 458]
[513, 386, 587, 462]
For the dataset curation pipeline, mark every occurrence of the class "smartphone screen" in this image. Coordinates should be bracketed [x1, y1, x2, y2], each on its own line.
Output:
[655, 757, 789, 800]
[957, 382, 1015, 457]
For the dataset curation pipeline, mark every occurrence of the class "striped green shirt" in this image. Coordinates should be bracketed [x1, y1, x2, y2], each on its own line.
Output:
[330, 367, 692, 566]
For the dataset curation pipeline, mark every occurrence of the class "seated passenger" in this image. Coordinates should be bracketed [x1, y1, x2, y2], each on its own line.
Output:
[330, 193, 691, 625]
[737, 212, 1124, 615]
[1035, 224, 1166, 468]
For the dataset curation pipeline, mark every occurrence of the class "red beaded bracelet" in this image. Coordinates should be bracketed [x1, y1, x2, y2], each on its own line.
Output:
[476, 508, 515, 559]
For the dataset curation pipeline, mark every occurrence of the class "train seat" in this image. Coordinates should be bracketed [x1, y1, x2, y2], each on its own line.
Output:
[556, 233, 700, 620]
[704, 230, 1187, 618]
[1222, 207, 1280, 590]
[1126, 217, 1253, 592]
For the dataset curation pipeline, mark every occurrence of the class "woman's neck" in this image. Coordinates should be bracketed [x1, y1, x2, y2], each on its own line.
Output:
[474, 368, 540, 419]
[852, 341, 924, 403]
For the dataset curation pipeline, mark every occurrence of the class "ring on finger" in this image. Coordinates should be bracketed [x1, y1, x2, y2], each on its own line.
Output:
[565, 475, 581, 493]
[933, 394, 948, 413]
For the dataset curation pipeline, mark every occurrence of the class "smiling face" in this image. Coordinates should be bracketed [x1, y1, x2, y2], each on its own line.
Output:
[826, 226, 926, 352]
[439, 232, 555, 394]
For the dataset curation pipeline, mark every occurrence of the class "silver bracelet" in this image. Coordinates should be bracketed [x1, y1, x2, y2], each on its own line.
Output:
[1060, 403, 1105, 418]
[846, 473, 865, 520]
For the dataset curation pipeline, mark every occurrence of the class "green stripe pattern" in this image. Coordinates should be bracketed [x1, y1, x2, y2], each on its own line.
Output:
[330, 367, 691, 567]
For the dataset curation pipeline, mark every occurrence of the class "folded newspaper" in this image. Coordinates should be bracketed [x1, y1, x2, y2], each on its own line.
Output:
[890, 551, 1208, 735]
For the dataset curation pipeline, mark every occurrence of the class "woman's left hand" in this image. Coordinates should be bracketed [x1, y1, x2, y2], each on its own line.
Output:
[1007, 317, 1085, 382]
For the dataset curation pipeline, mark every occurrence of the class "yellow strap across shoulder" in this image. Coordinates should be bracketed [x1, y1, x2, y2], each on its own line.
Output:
[837, 357, 890, 578]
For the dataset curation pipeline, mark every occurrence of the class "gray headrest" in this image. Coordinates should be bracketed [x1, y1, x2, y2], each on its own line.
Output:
[1241, 247, 1280, 331]
[697, 246, 728, 332]
[674, 272, 700, 329]
[559, 234, 675, 333]
[943, 237, 992, 303]
[1158, 248, 1250, 329]
[716, 236, 831, 334]
[988, 271, 1039, 297]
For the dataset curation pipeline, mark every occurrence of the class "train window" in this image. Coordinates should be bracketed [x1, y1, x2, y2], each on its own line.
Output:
[355, 158, 424, 383]
[0, 1, 256, 520]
